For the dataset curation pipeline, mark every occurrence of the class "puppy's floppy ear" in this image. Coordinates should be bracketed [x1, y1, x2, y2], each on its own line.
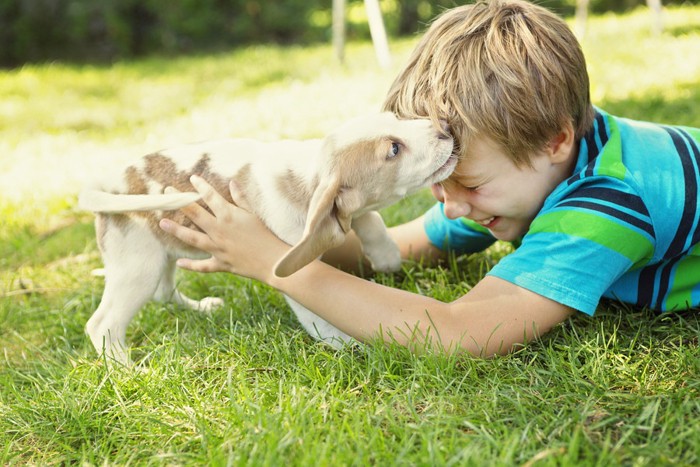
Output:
[274, 178, 364, 277]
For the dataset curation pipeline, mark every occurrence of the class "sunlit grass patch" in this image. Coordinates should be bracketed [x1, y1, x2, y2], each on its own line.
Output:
[582, 5, 700, 126]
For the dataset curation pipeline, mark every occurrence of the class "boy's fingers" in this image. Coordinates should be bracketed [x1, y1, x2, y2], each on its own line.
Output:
[190, 175, 230, 217]
[179, 197, 211, 225]
[159, 218, 213, 251]
[162, 184, 211, 227]
[175, 257, 220, 273]
[229, 180, 252, 211]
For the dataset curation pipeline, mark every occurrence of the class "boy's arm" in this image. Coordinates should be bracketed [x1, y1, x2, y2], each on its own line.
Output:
[390, 215, 447, 264]
[321, 214, 446, 273]
[266, 259, 573, 356]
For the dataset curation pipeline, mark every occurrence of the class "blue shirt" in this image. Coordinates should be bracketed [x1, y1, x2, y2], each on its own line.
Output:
[424, 109, 700, 315]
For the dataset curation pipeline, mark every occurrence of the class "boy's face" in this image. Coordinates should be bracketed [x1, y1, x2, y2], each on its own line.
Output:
[431, 135, 575, 242]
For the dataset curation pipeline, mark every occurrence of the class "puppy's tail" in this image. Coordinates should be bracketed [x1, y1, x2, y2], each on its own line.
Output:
[78, 190, 201, 213]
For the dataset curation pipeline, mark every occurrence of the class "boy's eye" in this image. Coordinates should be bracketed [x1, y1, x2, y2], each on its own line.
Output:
[465, 185, 480, 192]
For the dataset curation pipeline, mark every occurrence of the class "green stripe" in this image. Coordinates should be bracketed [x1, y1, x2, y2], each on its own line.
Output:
[530, 210, 653, 266]
[596, 117, 628, 180]
[665, 129, 700, 309]
[665, 244, 700, 309]
[683, 127, 700, 141]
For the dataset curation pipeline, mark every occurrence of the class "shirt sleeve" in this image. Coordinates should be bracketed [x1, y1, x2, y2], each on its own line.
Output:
[488, 202, 656, 315]
[423, 202, 497, 254]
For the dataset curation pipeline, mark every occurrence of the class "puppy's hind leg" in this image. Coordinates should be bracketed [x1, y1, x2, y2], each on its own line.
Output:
[285, 296, 354, 349]
[154, 259, 224, 313]
[86, 226, 166, 365]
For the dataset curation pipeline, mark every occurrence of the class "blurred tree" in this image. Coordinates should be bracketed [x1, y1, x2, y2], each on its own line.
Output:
[0, 0, 697, 67]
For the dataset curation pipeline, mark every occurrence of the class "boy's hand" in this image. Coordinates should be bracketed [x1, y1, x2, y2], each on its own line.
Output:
[159, 175, 288, 282]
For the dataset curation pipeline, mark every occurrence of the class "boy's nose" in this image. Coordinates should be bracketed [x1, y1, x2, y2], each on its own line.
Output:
[432, 183, 471, 219]
[443, 198, 472, 219]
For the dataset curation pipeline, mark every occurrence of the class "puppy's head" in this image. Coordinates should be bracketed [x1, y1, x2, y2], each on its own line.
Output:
[274, 112, 455, 277]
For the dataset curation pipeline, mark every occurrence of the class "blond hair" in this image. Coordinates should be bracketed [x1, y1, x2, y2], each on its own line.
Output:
[383, 0, 594, 166]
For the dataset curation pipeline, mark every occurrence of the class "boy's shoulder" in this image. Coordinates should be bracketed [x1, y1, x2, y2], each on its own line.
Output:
[536, 108, 700, 263]
[570, 108, 700, 186]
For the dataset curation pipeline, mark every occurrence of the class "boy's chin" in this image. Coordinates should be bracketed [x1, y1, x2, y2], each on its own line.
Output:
[489, 223, 527, 242]
[491, 232, 518, 242]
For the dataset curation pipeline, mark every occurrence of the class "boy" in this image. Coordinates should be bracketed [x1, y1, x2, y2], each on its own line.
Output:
[159, 0, 700, 356]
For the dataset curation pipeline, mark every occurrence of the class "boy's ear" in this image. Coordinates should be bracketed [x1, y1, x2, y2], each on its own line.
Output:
[548, 121, 576, 164]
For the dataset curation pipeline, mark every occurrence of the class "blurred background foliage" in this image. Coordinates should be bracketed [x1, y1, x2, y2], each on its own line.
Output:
[1, 0, 698, 66]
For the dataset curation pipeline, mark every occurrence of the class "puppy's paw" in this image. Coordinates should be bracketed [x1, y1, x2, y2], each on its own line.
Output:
[195, 296, 225, 313]
[365, 244, 402, 273]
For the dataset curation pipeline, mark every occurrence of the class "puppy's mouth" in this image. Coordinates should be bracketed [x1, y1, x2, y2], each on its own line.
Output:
[426, 153, 458, 184]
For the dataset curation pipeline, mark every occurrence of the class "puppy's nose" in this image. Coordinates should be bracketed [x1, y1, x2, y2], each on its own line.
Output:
[438, 120, 451, 139]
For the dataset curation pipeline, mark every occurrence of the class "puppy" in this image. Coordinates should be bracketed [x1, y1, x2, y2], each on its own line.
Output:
[79, 112, 455, 364]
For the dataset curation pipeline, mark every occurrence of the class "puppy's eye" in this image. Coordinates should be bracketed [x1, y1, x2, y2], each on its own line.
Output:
[387, 142, 400, 159]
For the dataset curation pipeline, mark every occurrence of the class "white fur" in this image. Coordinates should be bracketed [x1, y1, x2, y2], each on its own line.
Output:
[79, 112, 455, 365]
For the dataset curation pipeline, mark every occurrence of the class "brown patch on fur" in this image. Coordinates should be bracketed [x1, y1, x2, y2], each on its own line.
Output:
[332, 138, 396, 188]
[232, 164, 258, 212]
[125, 165, 148, 194]
[153, 155, 255, 250]
[141, 153, 229, 195]
[102, 152, 259, 252]
[163, 155, 233, 239]
[275, 169, 316, 211]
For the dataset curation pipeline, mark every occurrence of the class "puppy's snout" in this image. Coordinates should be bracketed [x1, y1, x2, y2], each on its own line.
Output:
[437, 120, 451, 140]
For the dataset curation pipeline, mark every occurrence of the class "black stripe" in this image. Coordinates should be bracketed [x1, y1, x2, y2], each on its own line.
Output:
[595, 112, 609, 150]
[557, 200, 655, 237]
[636, 263, 660, 308]
[655, 260, 677, 310]
[568, 112, 607, 187]
[584, 111, 608, 162]
[584, 113, 608, 179]
[583, 128, 599, 162]
[645, 252, 690, 310]
[663, 127, 699, 259]
[565, 173, 583, 186]
[678, 128, 700, 247]
[564, 132, 595, 188]
[649, 128, 700, 310]
[562, 187, 650, 217]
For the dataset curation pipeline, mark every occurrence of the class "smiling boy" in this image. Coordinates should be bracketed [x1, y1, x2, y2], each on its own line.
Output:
[160, 0, 700, 356]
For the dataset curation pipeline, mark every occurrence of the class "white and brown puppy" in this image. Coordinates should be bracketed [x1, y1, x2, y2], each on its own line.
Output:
[79, 112, 455, 364]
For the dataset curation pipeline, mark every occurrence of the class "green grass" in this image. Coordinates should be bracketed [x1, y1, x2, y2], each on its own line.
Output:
[3, 5, 700, 465]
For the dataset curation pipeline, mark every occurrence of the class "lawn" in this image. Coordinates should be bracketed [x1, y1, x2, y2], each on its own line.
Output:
[2, 6, 700, 465]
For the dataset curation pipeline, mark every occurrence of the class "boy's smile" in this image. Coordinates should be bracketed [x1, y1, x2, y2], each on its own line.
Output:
[431, 132, 577, 242]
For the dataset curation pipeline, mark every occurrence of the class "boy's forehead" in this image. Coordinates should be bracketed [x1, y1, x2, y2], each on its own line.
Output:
[450, 135, 514, 178]
[450, 157, 485, 182]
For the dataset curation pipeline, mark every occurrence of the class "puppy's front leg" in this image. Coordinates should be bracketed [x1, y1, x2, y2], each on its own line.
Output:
[351, 211, 401, 273]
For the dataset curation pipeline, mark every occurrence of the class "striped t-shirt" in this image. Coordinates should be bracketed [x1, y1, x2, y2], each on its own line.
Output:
[424, 109, 700, 315]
